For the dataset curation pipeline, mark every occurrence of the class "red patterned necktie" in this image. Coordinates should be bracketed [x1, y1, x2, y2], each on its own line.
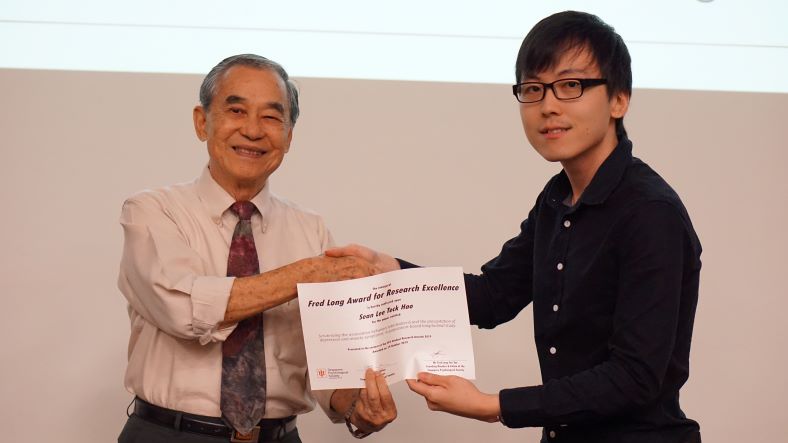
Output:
[221, 201, 266, 435]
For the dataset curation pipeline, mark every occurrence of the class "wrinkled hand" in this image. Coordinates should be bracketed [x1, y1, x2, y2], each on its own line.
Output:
[325, 244, 400, 274]
[406, 372, 500, 422]
[332, 368, 398, 434]
[305, 255, 379, 282]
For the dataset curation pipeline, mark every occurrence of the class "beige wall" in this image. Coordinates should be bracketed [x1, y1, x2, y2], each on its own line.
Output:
[0, 68, 786, 442]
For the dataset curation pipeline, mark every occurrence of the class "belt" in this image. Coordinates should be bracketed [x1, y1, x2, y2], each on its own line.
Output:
[133, 398, 297, 442]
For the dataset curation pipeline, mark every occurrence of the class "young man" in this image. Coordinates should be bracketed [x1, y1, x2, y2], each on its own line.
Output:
[329, 11, 701, 443]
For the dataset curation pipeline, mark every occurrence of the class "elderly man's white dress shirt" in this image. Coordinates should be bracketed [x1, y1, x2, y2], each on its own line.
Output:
[118, 167, 338, 420]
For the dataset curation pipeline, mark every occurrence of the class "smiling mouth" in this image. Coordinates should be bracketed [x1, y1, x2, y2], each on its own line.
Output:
[233, 146, 266, 157]
[541, 128, 568, 134]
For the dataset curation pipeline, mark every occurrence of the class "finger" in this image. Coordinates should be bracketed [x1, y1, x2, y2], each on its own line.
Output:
[362, 368, 382, 412]
[374, 371, 393, 399]
[328, 244, 368, 258]
[417, 371, 448, 387]
[324, 246, 351, 258]
[373, 371, 396, 413]
[406, 378, 431, 397]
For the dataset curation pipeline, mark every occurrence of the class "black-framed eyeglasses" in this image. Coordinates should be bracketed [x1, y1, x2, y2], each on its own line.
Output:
[512, 78, 607, 103]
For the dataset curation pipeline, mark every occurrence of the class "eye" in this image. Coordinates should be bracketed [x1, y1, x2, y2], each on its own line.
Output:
[228, 107, 245, 115]
[561, 80, 581, 90]
[523, 84, 543, 94]
[262, 115, 285, 126]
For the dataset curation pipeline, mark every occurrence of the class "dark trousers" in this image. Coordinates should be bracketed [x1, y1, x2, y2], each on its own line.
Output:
[539, 428, 701, 443]
[118, 414, 302, 443]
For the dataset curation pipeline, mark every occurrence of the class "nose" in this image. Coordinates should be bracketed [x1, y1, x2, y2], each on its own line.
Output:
[239, 115, 265, 140]
[539, 86, 562, 116]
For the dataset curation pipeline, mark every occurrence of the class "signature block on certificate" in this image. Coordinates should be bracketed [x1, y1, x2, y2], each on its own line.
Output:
[297, 267, 476, 390]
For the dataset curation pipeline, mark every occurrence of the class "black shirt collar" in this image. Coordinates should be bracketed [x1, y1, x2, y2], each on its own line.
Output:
[546, 136, 633, 209]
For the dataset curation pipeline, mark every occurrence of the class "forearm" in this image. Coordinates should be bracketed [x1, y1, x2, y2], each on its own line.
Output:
[223, 255, 376, 324]
[477, 393, 502, 423]
[222, 259, 307, 324]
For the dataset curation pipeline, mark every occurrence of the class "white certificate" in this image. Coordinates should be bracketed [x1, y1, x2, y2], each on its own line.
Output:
[297, 267, 475, 390]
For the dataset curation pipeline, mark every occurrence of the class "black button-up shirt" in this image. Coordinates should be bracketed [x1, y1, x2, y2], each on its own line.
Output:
[464, 137, 702, 442]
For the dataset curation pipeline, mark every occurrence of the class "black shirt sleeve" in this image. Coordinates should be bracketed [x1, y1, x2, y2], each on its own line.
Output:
[465, 211, 537, 329]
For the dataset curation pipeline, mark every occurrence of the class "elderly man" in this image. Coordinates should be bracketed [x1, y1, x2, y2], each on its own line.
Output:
[117, 54, 396, 443]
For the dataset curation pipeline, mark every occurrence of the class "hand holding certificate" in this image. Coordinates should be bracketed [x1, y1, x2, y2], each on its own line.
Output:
[297, 267, 475, 390]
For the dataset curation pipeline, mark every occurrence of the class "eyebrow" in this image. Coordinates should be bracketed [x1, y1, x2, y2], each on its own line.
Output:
[225, 95, 286, 114]
[556, 67, 590, 77]
[526, 67, 591, 82]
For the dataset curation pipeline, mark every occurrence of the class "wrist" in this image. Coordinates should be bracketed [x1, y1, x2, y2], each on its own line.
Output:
[343, 389, 371, 439]
[329, 388, 353, 413]
[488, 393, 503, 424]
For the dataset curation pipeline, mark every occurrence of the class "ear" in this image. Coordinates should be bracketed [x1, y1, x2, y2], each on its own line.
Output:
[610, 91, 630, 119]
[283, 126, 294, 153]
[193, 105, 208, 141]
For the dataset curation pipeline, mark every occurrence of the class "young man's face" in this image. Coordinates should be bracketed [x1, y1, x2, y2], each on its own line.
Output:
[519, 46, 628, 170]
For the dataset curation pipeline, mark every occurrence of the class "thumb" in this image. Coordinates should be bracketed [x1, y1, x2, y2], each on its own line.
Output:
[324, 246, 349, 258]
[406, 378, 430, 396]
[417, 372, 447, 387]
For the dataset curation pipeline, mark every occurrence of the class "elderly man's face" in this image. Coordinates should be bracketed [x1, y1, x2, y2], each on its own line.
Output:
[193, 65, 293, 199]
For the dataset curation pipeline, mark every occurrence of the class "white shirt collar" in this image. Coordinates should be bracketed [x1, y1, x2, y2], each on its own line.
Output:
[195, 165, 273, 232]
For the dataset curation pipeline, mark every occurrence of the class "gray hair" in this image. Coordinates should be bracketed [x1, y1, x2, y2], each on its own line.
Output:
[199, 54, 300, 126]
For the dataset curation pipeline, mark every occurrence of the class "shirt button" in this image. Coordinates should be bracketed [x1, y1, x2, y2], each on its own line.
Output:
[553, 304, 559, 312]
[563, 220, 571, 228]
[549, 430, 557, 438]
[549, 347, 557, 355]
[556, 262, 564, 271]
